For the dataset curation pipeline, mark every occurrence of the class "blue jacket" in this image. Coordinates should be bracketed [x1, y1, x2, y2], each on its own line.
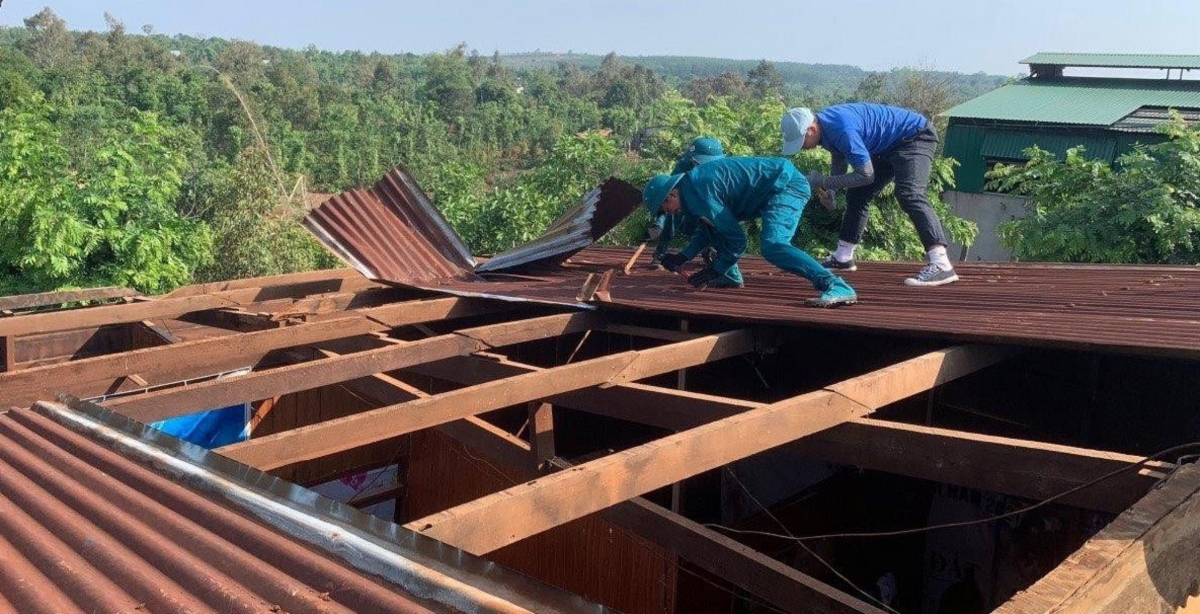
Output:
[677, 156, 804, 275]
[817, 103, 929, 168]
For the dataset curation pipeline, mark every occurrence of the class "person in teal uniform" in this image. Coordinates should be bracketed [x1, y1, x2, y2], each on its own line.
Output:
[641, 156, 857, 307]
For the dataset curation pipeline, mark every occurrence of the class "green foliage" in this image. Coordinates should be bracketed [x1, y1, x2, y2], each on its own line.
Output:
[0, 9, 1004, 296]
[190, 147, 336, 282]
[0, 95, 212, 294]
[988, 116, 1200, 263]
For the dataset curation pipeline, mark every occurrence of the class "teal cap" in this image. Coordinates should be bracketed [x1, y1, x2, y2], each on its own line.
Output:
[642, 173, 684, 216]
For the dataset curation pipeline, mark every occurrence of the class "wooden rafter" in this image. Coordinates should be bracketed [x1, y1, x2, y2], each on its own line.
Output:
[404, 345, 1017, 555]
[104, 312, 604, 423]
[163, 268, 376, 298]
[0, 297, 503, 408]
[0, 286, 139, 312]
[217, 329, 754, 470]
[332, 361, 883, 614]
[997, 463, 1200, 614]
[410, 353, 1158, 513]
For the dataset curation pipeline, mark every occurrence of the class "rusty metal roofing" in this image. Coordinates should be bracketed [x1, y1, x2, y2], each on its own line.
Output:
[305, 168, 638, 305]
[0, 401, 601, 614]
[476, 178, 641, 273]
[304, 167, 476, 284]
[415, 247, 1200, 360]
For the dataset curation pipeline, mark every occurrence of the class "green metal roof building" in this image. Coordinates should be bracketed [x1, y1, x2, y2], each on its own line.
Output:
[941, 53, 1200, 193]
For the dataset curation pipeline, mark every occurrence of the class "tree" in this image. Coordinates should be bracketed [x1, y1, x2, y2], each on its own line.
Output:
[988, 116, 1200, 264]
[747, 60, 784, 100]
[422, 45, 475, 123]
[0, 96, 212, 294]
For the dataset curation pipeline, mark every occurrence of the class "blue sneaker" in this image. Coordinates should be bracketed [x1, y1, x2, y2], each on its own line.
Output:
[805, 278, 857, 308]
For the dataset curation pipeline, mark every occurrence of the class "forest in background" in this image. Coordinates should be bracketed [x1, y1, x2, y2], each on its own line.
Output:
[0, 8, 1002, 294]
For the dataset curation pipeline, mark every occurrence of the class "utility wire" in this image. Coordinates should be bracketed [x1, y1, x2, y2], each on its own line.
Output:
[724, 467, 901, 614]
[707, 442, 1200, 544]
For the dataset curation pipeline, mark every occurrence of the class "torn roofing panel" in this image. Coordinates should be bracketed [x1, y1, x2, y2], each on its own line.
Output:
[304, 167, 476, 284]
[476, 177, 641, 273]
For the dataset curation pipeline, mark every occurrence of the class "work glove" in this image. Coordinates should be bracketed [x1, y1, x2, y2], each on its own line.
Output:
[687, 267, 721, 288]
[642, 225, 663, 243]
[658, 252, 689, 273]
[818, 188, 836, 211]
[806, 171, 826, 189]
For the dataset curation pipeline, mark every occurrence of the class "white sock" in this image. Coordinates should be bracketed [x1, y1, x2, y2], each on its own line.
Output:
[834, 240, 857, 262]
[928, 245, 952, 270]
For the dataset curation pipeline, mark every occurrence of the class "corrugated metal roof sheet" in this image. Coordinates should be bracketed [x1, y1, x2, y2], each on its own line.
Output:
[1112, 105, 1200, 132]
[942, 78, 1200, 126]
[1021, 53, 1200, 70]
[980, 130, 1116, 161]
[476, 178, 640, 273]
[0, 401, 600, 614]
[304, 167, 477, 284]
[306, 168, 639, 307]
[421, 246, 1200, 361]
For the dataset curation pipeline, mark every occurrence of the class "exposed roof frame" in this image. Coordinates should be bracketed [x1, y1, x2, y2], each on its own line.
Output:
[405, 344, 1018, 554]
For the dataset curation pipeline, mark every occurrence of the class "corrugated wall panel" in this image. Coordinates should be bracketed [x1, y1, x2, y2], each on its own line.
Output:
[405, 429, 677, 614]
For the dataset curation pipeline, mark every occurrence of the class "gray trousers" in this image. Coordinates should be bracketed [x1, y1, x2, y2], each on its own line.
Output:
[839, 125, 948, 249]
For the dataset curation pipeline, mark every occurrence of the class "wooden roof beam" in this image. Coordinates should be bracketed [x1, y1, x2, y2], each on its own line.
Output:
[0, 286, 139, 313]
[997, 463, 1200, 614]
[0, 297, 504, 409]
[103, 312, 604, 423]
[216, 328, 755, 470]
[411, 352, 1153, 513]
[404, 344, 1017, 555]
[329, 368, 882, 614]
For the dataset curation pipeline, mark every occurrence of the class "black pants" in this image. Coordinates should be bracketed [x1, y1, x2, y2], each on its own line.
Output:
[839, 125, 948, 249]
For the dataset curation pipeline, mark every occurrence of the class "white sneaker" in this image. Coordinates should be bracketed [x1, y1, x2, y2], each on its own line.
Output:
[904, 263, 959, 287]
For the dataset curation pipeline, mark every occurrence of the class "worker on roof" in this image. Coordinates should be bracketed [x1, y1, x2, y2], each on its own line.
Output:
[644, 136, 725, 270]
[781, 104, 959, 287]
[642, 156, 857, 307]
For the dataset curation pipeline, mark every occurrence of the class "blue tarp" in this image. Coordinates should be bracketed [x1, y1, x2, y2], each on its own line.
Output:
[151, 404, 250, 449]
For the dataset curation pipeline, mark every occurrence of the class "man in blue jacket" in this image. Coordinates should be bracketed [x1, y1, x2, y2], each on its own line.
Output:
[781, 103, 958, 286]
[642, 156, 857, 307]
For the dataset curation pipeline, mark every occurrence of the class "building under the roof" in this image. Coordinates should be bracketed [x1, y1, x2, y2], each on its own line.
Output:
[3, 171, 1200, 613]
[940, 52, 1200, 261]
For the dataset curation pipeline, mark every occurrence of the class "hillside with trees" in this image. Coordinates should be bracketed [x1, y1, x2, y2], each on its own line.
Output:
[0, 8, 1000, 295]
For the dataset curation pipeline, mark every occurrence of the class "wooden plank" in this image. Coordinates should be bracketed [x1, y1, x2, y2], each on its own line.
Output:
[997, 463, 1200, 614]
[163, 268, 373, 298]
[0, 297, 502, 409]
[528, 402, 556, 468]
[0, 290, 258, 339]
[0, 286, 138, 312]
[217, 329, 754, 470]
[404, 345, 1014, 554]
[341, 370, 878, 614]
[0, 336, 14, 373]
[412, 351, 1151, 514]
[792, 419, 1165, 514]
[106, 312, 599, 423]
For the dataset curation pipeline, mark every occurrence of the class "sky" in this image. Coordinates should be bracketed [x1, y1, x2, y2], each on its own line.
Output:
[1, 0, 1198, 76]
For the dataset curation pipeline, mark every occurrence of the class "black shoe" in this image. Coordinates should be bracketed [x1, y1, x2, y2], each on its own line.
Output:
[820, 256, 857, 272]
[704, 277, 744, 289]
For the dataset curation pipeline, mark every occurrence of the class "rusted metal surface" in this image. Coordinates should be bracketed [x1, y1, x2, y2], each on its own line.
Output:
[0, 401, 603, 614]
[419, 246, 1200, 360]
[476, 178, 641, 273]
[304, 167, 476, 284]
[305, 170, 637, 308]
